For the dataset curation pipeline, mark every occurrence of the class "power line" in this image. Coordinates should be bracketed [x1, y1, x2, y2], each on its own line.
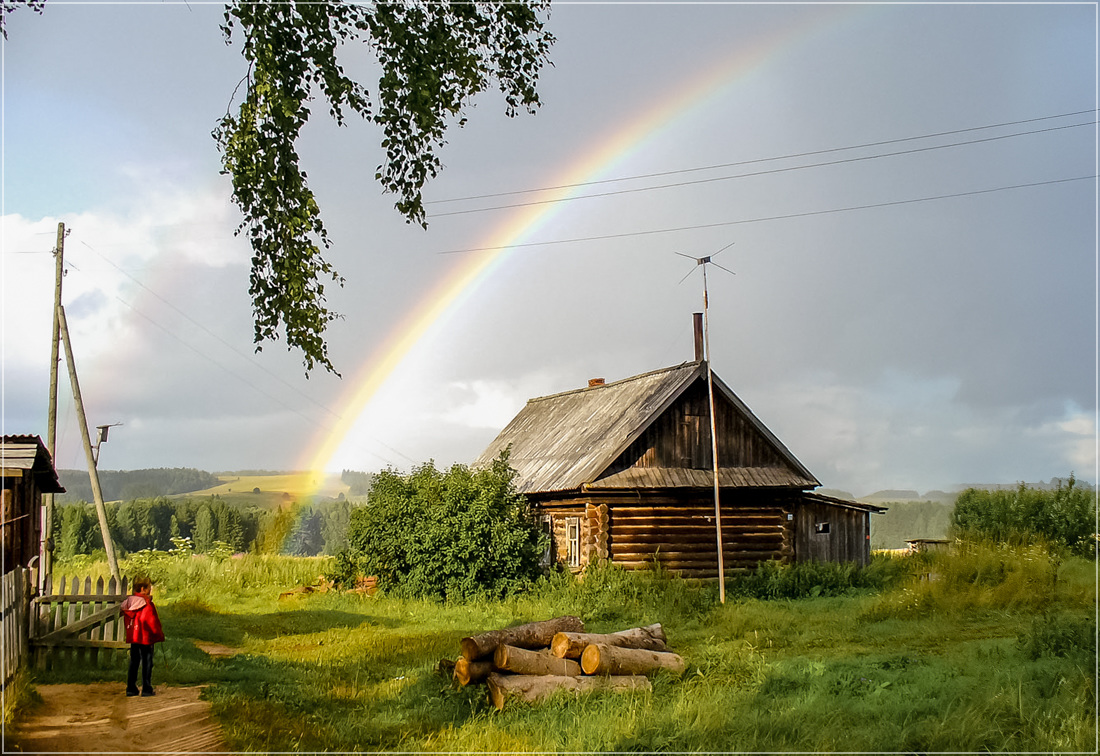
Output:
[66, 240, 418, 467]
[431, 121, 1095, 218]
[427, 109, 1096, 207]
[436, 175, 1095, 255]
[78, 239, 342, 420]
[108, 297, 412, 469]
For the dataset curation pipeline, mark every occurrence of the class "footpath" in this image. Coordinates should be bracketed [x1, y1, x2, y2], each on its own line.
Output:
[6, 682, 226, 753]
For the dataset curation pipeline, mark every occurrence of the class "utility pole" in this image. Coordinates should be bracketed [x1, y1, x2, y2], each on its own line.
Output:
[701, 261, 726, 604]
[42, 222, 65, 587]
[678, 245, 736, 604]
[57, 305, 121, 584]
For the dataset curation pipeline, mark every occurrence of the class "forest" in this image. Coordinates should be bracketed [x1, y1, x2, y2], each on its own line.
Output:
[55, 496, 353, 559]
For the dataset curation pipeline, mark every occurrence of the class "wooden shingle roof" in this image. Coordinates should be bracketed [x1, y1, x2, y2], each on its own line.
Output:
[1, 435, 65, 493]
[474, 362, 819, 494]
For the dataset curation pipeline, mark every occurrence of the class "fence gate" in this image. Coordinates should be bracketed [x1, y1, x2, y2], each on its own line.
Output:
[32, 574, 129, 669]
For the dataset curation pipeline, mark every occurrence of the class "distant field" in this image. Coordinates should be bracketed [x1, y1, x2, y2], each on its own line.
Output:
[182, 472, 350, 507]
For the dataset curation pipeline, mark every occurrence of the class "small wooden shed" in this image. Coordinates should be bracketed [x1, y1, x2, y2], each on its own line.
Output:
[1, 435, 64, 574]
[474, 361, 883, 577]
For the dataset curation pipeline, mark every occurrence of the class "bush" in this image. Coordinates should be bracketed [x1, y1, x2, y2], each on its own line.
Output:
[952, 477, 1096, 557]
[334, 452, 547, 601]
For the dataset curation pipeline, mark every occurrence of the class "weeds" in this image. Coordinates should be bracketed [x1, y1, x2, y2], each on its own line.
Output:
[26, 549, 1097, 752]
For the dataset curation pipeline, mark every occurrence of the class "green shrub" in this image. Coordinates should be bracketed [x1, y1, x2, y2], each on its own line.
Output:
[952, 477, 1096, 556]
[335, 452, 547, 601]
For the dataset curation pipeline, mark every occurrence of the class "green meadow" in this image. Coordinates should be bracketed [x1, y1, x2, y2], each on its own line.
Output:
[23, 545, 1096, 753]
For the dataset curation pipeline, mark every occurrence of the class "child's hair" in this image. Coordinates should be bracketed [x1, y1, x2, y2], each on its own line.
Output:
[132, 576, 153, 592]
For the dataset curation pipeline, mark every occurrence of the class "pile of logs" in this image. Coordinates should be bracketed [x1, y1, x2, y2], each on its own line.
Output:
[449, 616, 684, 710]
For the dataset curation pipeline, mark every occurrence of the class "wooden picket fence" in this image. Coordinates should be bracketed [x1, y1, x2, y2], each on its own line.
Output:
[1, 567, 31, 690]
[32, 574, 129, 670]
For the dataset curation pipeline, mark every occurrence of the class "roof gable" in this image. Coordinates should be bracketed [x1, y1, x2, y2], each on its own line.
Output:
[474, 362, 819, 494]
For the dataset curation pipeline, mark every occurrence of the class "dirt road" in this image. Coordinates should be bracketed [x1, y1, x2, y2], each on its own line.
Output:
[6, 682, 227, 753]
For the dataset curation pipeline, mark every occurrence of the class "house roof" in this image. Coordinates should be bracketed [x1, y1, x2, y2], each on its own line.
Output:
[474, 361, 820, 494]
[1, 435, 65, 493]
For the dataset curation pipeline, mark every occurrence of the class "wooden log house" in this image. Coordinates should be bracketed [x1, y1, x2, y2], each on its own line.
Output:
[474, 333, 883, 578]
[1, 435, 64, 574]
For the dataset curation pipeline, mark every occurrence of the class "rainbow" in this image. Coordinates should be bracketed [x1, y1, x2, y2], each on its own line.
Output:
[302, 6, 854, 481]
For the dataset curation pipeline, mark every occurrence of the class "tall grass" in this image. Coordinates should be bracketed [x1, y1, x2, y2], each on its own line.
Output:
[33, 548, 1096, 752]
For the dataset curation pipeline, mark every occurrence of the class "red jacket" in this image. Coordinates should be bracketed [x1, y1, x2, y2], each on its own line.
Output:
[121, 594, 165, 645]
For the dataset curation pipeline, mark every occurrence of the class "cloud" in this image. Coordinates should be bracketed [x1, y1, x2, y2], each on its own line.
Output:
[751, 372, 1098, 496]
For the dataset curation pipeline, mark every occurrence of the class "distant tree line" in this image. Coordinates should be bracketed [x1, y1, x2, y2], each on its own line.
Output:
[340, 470, 373, 497]
[55, 496, 356, 559]
[57, 468, 221, 503]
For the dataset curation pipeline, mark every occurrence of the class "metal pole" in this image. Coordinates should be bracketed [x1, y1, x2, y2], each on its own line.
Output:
[702, 264, 726, 603]
[57, 305, 121, 583]
[42, 222, 65, 588]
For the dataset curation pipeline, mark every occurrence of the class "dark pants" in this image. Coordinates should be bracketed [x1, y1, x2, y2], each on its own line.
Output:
[127, 643, 154, 694]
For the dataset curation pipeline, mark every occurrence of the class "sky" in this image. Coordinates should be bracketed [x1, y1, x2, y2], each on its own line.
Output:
[2, 1, 1096, 498]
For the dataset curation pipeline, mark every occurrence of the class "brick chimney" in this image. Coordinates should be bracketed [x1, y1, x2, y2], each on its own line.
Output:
[693, 312, 704, 362]
[588, 378, 605, 388]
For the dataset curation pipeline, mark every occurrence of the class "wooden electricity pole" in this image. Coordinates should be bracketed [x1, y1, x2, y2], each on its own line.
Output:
[42, 222, 65, 586]
[679, 245, 736, 604]
[57, 305, 121, 583]
[701, 262, 726, 604]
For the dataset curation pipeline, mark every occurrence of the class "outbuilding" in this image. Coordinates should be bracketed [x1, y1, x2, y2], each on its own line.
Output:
[1, 435, 64, 574]
[474, 352, 883, 578]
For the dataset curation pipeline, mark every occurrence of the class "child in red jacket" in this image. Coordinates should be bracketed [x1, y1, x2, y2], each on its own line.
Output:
[120, 576, 165, 697]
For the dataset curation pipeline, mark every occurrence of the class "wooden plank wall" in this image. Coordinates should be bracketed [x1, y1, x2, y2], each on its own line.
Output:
[794, 499, 870, 566]
[608, 379, 790, 473]
[1, 481, 40, 574]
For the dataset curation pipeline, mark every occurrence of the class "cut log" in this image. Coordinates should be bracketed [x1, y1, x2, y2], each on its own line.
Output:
[486, 672, 651, 710]
[580, 643, 685, 676]
[551, 623, 668, 659]
[436, 658, 457, 678]
[459, 616, 583, 661]
[453, 657, 494, 686]
[494, 644, 582, 677]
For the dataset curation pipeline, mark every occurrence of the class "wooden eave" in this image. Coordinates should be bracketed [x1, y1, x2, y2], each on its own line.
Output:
[1, 435, 65, 493]
[802, 491, 887, 514]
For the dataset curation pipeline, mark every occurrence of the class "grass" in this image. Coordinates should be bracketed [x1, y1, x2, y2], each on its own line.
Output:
[31, 546, 1097, 752]
[181, 472, 350, 507]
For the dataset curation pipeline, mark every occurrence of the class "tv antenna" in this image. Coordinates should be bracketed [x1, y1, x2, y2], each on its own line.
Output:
[676, 241, 736, 604]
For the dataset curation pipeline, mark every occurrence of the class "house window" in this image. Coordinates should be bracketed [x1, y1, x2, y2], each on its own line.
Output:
[539, 515, 553, 568]
[566, 517, 581, 567]
[815, 522, 831, 535]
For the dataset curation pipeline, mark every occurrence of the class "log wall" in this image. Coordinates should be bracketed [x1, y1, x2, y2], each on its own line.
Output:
[538, 490, 799, 578]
